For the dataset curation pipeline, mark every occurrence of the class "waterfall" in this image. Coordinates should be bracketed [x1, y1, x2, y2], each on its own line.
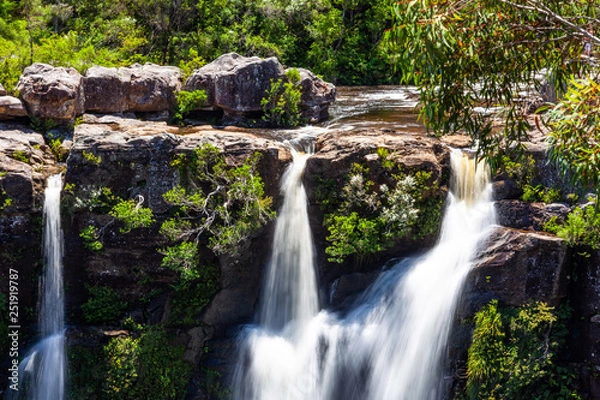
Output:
[259, 148, 319, 331]
[12, 174, 66, 400]
[233, 148, 495, 400]
[233, 144, 321, 400]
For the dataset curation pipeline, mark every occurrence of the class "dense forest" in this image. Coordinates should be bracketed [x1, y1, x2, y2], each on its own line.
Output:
[0, 0, 397, 93]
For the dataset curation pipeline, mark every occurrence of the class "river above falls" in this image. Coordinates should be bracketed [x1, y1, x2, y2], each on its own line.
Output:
[327, 85, 423, 132]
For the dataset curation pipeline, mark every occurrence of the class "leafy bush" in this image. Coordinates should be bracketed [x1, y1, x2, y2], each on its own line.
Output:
[80, 225, 103, 251]
[546, 77, 600, 202]
[261, 68, 303, 127]
[75, 191, 154, 250]
[11, 149, 29, 163]
[464, 300, 579, 400]
[544, 204, 600, 249]
[521, 184, 562, 204]
[322, 148, 443, 265]
[82, 150, 102, 165]
[109, 198, 155, 234]
[171, 89, 207, 125]
[104, 327, 191, 400]
[81, 285, 127, 325]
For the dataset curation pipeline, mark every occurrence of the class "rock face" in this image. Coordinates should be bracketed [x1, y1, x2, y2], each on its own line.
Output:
[0, 124, 56, 348]
[0, 96, 28, 119]
[16, 63, 84, 123]
[465, 227, 570, 311]
[84, 64, 182, 113]
[495, 199, 570, 230]
[184, 53, 335, 124]
[64, 116, 292, 329]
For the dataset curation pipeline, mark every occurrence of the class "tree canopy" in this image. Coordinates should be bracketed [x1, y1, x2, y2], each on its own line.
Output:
[0, 0, 398, 92]
[389, 0, 600, 178]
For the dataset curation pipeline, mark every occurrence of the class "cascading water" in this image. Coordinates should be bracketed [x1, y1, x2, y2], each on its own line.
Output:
[233, 148, 495, 400]
[12, 174, 66, 400]
[233, 143, 321, 400]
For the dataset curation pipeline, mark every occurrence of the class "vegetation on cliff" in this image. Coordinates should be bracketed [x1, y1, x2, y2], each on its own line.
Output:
[462, 299, 579, 400]
[318, 147, 444, 265]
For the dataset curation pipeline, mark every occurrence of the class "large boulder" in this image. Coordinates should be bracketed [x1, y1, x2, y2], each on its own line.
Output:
[184, 53, 284, 122]
[84, 64, 182, 113]
[83, 66, 127, 113]
[184, 53, 335, 124]
[294, 68, 336, 123]
[0, 96, 28, 119]
[16, 63, 84, 123]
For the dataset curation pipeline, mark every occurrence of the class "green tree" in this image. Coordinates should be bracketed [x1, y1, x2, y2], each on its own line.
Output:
[389, 0, 599, 167]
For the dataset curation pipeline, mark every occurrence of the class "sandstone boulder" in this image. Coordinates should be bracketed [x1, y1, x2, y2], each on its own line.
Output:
[83, 66, 126, 113]
[16, 63, 84, 123]
[84, 64, 182, 113]
[0, 96, 28, 119]
[294, 67, 336, 123]
[184, 53, 284, 122]
[184, 53, 335, 124]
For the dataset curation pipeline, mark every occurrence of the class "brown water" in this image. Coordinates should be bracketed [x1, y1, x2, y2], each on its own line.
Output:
[326, 85, 424, 133]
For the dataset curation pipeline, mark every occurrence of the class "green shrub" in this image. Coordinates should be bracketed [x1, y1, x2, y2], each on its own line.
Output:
[464, 300, 579, 400]
[68, 345, 107, 399]
[261, 68, 303, 127]
[104, 327, 191, 400]
[79, 225, 103, 252]
[82, 150, 102, 165]
[109, 199, 155, 234]
[11, 149, 29, 163]
[544, 205, 600, 249]
[160, 143, 274, 265]
[322, 149, 444, 265]
[521, 184, 562, 204]
[171, 89, 207, 125]
[81, 285, 127, 325]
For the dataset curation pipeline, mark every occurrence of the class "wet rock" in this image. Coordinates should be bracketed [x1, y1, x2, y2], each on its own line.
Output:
[492, 179, 520, 200]
[16, 63, 84, 123]
[0, 96, 28, 119]
[84, 64, 182, 114]
[329, 272, 379, 308]
[464, 227, 570, 312]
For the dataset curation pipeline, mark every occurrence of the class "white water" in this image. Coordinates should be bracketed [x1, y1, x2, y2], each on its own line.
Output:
[12, 174, 66, 400]
[234, 149, 495, 400]
[233, 145, 321, 400]
[259, 148, 318, 332]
